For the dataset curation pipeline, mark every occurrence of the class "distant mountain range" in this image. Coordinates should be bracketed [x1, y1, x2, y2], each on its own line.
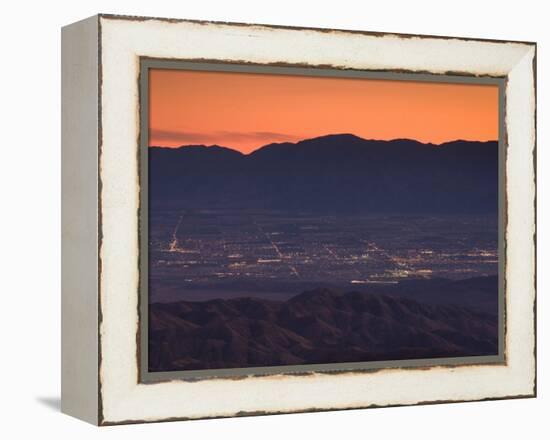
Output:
[149, 134, 498, 214]
[149, 286, 498, 371]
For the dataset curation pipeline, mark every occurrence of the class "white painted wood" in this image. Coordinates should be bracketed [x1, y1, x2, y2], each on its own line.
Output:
[61, 15, 100, 425]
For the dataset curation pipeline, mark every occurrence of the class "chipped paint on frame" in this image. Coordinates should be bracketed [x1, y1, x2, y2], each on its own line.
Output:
[95, 14, 536, 425]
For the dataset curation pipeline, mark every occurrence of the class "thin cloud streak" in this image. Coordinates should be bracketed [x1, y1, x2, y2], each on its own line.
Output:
[149, 129, 304, 152]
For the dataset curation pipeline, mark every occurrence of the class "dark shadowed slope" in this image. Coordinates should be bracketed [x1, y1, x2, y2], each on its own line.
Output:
[149, 288, 498, 372]
[149, 134, 499, 214]
[386, 275, 499, 315]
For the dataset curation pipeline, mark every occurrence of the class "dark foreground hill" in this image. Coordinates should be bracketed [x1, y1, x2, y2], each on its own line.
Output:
[149, 134, 498, 214]
[385, 275, 498, 315]
[149, 288, 498, 372]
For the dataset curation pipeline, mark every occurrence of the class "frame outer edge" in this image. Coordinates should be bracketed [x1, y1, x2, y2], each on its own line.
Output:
[97, 12, 537, 46]
[531, 44, 537, 398]
[61, 14, 101, 425]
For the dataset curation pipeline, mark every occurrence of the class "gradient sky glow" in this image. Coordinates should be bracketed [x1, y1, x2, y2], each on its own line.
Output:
[149, 68, 499, 154]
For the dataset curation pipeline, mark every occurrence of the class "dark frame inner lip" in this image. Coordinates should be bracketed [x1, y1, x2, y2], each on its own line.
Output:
[138, 58, 507, 384]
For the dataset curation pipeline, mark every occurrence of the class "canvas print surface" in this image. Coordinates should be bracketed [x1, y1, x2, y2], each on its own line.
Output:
[145, 67, 500, 374]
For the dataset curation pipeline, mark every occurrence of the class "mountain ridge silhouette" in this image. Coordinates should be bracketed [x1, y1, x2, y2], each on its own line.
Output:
[150, 133, 497, 155]
[149, 134, 499, 214]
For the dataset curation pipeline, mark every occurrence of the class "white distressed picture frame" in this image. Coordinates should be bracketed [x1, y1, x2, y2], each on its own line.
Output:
[61, 14, 536, 425]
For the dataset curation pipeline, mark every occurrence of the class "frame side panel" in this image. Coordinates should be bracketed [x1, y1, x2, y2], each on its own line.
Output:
[61, 15, 100, 425]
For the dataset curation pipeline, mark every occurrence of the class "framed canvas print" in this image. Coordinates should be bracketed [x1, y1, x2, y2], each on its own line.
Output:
[61, 14, 537, 425]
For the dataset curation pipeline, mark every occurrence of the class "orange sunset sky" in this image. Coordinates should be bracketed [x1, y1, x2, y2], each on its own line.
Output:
[149, 69, 499, 154]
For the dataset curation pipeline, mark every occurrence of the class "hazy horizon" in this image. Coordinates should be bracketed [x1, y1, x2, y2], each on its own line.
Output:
[148, 132, 499, 154]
